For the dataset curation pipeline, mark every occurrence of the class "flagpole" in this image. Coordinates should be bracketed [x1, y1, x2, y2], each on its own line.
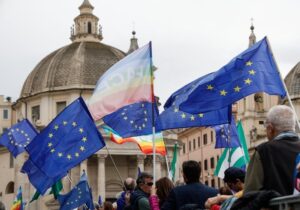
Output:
[149, 41, 156, 183]
[165, 146, 170, 178]
[265, 36, 300, 130]
[105, 146, 126, 190]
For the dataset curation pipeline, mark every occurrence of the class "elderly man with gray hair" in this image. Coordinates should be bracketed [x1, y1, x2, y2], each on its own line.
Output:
[244, 105, 300, 195]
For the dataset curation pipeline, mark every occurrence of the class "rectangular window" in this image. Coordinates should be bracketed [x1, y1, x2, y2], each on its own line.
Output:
[217, 155, 220, 161]
[198, 137, 201, 147]
[203, 134, 207, 145]
[193, 139, 196, 150]
[31, 105, 40, 122]
[204, 159, 208, 170]
[205, 180, 208, 185]
[9, 153, 14, 168]
[211, 179, 215, 188]
[211, 131, 214, 142]
[3, 109, 8, 119]
[56, 101, 66, 115]
[210, 157, 215, 169]
[183, 143, 186, 154]
[189, 141, 191, 151]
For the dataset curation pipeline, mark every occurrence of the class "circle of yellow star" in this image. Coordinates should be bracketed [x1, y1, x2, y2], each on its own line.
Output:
[82, 137, 87, 142]
[80, 146, 85, 151]
[181, 113, 186, 118]
[249, 70, 256, 75]
[199, 113, 204, 118]
[58, 153, 63, 157]
[246, 61, 253, 66]
[75, 153, 79, 157]
[50, 149, 55, 153]
[48, 133, 53, 138]
[48, 142, 53, 147]
[174, 107, 179, 112]
[67, 154, 72, 160]
[234, 86, 241, 92]
[190, 115, 195, 121]
[244, 78, 252, 85]
[220, 90, 227, 96]
[207, 85, 214, 90]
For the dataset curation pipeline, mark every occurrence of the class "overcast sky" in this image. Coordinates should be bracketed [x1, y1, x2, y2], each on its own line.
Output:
[1, 0, 300, 105]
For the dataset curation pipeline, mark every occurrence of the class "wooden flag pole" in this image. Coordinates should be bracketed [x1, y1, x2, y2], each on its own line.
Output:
[266, 36, 300, 131]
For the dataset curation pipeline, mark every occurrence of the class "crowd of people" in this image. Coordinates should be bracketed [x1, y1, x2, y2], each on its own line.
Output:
[1, 104, 299, 209]
[109, 105, 300, 210]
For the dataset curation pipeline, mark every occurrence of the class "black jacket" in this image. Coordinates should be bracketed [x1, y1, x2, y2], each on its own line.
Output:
[161, 182, 218, 210]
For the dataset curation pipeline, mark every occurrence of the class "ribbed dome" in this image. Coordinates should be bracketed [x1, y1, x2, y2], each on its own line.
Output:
[284, 62, 300, 96]
[20, 42, 125, 98]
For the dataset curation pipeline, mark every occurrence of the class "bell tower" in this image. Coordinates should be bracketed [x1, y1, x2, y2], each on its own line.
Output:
[70, 0, 103, 42]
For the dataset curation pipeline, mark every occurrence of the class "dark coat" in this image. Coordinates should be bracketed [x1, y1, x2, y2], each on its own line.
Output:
[161, 182, 218, 210]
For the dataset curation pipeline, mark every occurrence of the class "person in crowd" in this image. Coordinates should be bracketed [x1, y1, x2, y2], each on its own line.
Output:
[125, 172, 153, 210]
[161, 160, 218, 210]
[205, 167, 245, 209]
[244, 105, 300, 196]
[218, 186, 233, 196]
[103, 201, 113, 210]
[149, 177, 174, 210]
[0, 201, 5, 210]
[116, 177, 136, 210]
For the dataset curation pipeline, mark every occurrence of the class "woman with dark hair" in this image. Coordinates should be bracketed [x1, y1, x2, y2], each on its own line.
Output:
[149, 177, 174, 210]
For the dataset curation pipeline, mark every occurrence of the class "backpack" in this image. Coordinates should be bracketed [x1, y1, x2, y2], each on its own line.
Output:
[178, 204, 202, 210]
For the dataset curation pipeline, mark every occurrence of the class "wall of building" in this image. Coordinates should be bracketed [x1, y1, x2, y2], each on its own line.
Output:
[178, 127, 223, 189]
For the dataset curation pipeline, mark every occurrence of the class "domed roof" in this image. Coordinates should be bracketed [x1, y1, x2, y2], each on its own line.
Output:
[20, 42, 125, 98]
[284, 62, 300, 96]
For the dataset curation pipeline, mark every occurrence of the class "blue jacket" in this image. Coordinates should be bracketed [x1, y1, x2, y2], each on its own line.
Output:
[161, 182, 218, 210]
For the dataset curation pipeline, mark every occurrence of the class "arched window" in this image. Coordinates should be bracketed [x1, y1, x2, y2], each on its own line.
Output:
[88, 22, 92, 34]
[5, 182, 14, 194]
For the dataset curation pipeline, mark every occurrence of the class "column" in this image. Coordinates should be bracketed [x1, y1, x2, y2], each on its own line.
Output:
[155, 156, 162, 180]
[97, 154, 107, 200]
[137, 155, 145, 172]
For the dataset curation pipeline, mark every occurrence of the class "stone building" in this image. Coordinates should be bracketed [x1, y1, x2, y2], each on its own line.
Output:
[0, 0, 175, 209]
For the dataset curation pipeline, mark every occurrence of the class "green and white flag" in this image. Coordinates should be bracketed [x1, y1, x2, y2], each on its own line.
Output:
[169, 143, 178, 181]
[30, 180, 63, 203]
[214, 121, 250, 178]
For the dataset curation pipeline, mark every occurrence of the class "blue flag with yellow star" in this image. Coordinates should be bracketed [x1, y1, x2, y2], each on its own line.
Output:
[21, 97, 105, 194]
[214, 117, 241, 148]
[179, 37, 286, 114]
[58, 171, 94, 210]
[0, 119, 37, 157]
[156, 74, 232, 130]
[103, 102, 159, 138]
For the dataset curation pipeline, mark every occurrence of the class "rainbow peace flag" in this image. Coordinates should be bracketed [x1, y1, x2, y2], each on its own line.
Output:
[89, 42, 154, 121]
[102, 125, 166, 156]
[11, 186, 23, 210]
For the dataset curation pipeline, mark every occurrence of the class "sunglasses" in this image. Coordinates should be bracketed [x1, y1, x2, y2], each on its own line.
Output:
[144, 182, 153, 186]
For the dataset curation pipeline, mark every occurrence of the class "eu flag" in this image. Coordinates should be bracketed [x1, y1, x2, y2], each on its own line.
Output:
[58, 172, 94, 210]
[179, 37, 286, 114]
[103, 102, 159, 138]
[156, 75, 231, 131]
[214, 118, 241, 148]
[0, 119, 37, 157]
[21, 97, 105, 194]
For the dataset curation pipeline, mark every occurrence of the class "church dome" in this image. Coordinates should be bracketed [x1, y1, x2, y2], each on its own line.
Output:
[20, 0, 126, 98]
[284, 62, 300, 97]
[20, 42, 125, 98]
